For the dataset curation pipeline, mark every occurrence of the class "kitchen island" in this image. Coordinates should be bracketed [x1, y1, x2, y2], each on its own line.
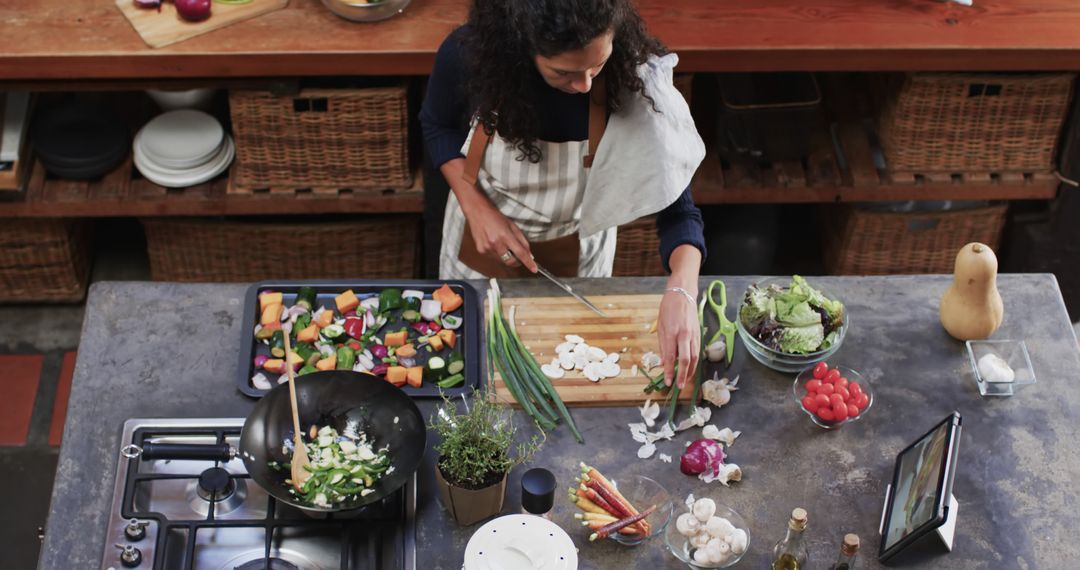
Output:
[41, 275, 1080, 569]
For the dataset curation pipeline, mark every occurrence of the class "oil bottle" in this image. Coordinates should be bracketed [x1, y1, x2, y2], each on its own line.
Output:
[771, 508, 809, 570]
[830, 533, 860, 570]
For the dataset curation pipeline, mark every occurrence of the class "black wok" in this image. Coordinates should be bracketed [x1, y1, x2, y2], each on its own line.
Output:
[134, 371, 426, 513]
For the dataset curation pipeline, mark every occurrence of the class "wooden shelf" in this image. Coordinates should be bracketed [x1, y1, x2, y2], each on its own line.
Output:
[0, 158, 424, 217]
[7, 0, 1080, 80]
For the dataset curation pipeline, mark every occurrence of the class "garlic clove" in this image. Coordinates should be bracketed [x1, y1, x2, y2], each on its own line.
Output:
[564, 334, 585, 344]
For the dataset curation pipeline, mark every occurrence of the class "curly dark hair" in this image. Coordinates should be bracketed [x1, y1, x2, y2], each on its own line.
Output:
[461, 0, 666, 162]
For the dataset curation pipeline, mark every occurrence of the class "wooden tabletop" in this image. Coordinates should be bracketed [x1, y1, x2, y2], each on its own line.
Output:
[5, 0, 1080, 80]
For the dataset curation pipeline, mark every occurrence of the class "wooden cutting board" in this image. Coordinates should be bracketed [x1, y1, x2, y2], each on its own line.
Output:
[116, 0, 289, 49]
[488, 294, 694, 407]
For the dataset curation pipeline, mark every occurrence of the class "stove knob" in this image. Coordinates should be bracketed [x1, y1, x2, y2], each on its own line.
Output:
[124, 519, 149, 541]
[114, 544, 143, 568]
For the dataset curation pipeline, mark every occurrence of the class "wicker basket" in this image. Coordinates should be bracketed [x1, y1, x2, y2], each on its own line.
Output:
[229, 86, 411, 191]
[823, 204, 1008, 275]
[613, 217, 665, 276]
[0, 219, 91, 302]
[142, 217, 421, 282]
[874, 73, 1075, 173]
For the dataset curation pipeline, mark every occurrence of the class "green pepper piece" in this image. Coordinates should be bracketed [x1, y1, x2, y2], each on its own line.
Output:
[403, 297, 421, 312]
[437, 373, 465, 389]
[295, 287, 318, 311]
[336, 346, 356, 370]
[293, 341, 317, 362]
[293, 313, 312, 335]
[378, 288, 403, 313]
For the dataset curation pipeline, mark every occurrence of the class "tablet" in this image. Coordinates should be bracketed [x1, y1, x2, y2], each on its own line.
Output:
[878, 412, 962, 563]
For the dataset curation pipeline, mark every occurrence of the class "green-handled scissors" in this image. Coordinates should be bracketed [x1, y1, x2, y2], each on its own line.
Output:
[702, 280, 736, 366]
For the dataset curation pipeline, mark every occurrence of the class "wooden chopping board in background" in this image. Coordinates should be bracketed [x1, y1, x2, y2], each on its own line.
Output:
[488, 294, 694, 407]
[116, 0, 290, 49]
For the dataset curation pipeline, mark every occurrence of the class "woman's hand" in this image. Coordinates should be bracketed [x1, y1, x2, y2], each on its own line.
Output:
[441, 157, 538, 273]
[659, 245, 704, 389]
[462, 197, 538, 273]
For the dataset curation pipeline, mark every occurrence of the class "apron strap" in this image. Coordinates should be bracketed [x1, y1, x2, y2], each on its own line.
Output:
[461, 121, 492, 186]
[461, 72, 608, 182]
[583, 73, 607, 168]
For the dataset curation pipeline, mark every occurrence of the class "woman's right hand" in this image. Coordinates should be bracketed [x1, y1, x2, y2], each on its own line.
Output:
[462, 197, 538, 273]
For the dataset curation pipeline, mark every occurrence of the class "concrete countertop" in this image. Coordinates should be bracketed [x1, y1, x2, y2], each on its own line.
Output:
[39, 275, 1080, 569]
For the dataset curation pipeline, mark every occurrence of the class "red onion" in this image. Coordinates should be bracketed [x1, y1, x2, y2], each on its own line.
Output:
[133, 0, 161, 8]
[254, 355, 269, 369]
[371, 363, 390, 376]
[371, 344, 389, 359]
[175, 0, 211, 21]
[410, 322, 429, 335]
[680, 439, 726, 476]
[427, 322, 442, 334]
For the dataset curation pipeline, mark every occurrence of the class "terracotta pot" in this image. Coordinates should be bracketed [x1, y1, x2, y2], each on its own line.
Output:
[434, 464, 507, 526]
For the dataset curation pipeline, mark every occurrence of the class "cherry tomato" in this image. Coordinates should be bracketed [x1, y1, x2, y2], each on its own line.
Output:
[812, 362, 829, 379]
[849, 382, 863, 395]
[815, 394, 831, 409]
[847, 403, 860, 418]
[817, 406, 835, 421]
[806, 379, 823, 393]
[833, 402, 849, 421]
[819, 383, 835, 396]
[801, 395, 818, 413]
[855, 393, 869, 410]
[824, 369, 841, 384]
[835, 376, 849, 390]
[829, 393, 845, 408]
[836, 387, 851, 402]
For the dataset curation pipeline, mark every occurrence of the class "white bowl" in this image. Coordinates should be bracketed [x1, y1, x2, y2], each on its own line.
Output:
[134, 129, 222, 172]
[134, 134, 234, 188]
[463, 514, 577, 570]
[138, 110, 224, 170]
[145, 88, 217, 111]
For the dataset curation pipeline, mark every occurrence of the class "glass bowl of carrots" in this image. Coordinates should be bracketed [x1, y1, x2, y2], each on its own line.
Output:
[571, 465, 674, 546]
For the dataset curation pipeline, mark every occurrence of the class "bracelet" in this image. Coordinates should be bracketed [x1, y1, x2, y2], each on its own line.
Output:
[665, 287, 697, 307]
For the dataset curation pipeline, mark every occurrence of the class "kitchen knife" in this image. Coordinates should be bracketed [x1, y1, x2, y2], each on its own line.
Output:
[510, 251, 608, 318]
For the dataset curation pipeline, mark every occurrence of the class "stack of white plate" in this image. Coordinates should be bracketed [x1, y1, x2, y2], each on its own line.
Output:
[134, 110, 234, 188]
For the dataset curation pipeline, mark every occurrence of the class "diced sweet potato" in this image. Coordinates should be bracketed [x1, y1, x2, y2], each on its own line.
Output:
[260, 303, 283, 326]
[385, 331, 408, 347]
[437, 329, 457, 349]
[428, 335, 444, 352]
[297, 324, 319, 343]
[432, 284, 463, 313]
[316, 354, 337, 371]
[335, 290, 360, 314]
[386, 366, 408, 386]
[315, 310, 334, 329]
[395, 344, 416, 358]
[406, 366, 423, 388]
[263, 359, 285, 374]
[286, 351, 305, 368]
[259, 292, 283, 312]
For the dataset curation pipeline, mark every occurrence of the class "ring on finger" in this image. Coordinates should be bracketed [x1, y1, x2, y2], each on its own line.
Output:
[500, 250, 514, 263]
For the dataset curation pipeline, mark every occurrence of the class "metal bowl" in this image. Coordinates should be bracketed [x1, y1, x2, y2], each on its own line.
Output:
[321, 0, 410, 23]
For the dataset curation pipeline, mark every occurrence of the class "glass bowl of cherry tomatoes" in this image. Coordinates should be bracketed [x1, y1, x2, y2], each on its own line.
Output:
[792, 362, 872, 430]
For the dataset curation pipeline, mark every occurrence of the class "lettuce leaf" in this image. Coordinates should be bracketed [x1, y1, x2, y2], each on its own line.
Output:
[779, 324, 825, 354]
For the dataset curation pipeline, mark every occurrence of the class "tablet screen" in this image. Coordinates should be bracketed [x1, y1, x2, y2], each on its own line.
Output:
[883, 419, 952, 550]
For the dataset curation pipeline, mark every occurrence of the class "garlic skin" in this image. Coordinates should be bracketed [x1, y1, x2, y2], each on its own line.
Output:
[705, 339, 727, 363]
[702, 374, 739, 408]
[676, 513, 700, 537]
[693, 498, 717, 522]
[702, 425, 741, 446]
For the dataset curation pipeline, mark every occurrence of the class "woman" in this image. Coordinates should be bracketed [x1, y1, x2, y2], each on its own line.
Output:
[420, 0, 707, 388]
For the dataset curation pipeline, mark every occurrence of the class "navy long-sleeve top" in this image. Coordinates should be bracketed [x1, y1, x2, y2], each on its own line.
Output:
[420, 28, 706, 272]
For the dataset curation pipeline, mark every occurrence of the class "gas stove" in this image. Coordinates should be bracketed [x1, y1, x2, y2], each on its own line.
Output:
[102, 419, 416, 570]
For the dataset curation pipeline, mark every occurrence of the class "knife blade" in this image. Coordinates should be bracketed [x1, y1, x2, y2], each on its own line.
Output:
[510, 252, 608, 317]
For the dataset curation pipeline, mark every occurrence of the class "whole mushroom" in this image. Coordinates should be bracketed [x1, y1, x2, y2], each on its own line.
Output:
[693, 497, 717, 522]
[676, 513, 701, 537]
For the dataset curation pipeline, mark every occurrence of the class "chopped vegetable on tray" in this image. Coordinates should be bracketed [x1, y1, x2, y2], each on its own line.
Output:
[273, 424, 391, 508]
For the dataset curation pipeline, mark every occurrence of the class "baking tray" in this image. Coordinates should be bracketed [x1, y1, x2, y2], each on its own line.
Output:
[238, 280, 481, 398]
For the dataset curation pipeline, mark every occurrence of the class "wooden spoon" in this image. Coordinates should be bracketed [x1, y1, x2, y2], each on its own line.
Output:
[282, 331, 311, 491]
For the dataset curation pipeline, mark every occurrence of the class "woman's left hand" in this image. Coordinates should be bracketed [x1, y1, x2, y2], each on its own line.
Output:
[657, 288, 700, 390]
[657, 244, 704, 390]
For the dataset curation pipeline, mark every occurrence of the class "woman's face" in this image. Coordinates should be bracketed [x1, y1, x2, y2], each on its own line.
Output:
[534, 31, 614, 95]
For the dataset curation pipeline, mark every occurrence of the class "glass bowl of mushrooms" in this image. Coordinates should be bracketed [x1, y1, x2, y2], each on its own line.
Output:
[665, 497, 749, 568]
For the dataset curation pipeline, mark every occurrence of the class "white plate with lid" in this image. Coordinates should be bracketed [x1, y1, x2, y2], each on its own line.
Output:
[463, 515, 578, 570]
[137, 110, 224, 170]
[134, 134, 234, 188]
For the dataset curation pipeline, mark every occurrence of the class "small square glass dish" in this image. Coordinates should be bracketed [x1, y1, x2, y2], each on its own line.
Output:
[966, 340, 1036, 397]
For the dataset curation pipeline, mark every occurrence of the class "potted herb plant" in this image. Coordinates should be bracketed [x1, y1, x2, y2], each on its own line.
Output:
[430, 395, 541, 525]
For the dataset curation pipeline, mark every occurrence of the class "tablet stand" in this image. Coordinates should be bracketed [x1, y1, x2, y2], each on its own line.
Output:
[880, 484, 959, 552]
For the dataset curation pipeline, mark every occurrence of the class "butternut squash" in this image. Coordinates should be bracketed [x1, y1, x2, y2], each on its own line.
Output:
[940, 242, 1004, 340]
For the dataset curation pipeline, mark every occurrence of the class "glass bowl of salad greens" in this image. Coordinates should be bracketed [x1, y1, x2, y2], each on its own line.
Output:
[735, 276, 847, 374]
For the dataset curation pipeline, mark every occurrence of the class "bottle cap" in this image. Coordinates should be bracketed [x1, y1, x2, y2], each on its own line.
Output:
[790, 508, 808, 531]
[842, 533, 860, 555]
[521, 468, 556, 515]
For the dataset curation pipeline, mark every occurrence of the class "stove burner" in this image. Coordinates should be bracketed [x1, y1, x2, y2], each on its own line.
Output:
[198, 467, 235, 501]
[233, 558, 300, 570]
[186, 468, 248, 517]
